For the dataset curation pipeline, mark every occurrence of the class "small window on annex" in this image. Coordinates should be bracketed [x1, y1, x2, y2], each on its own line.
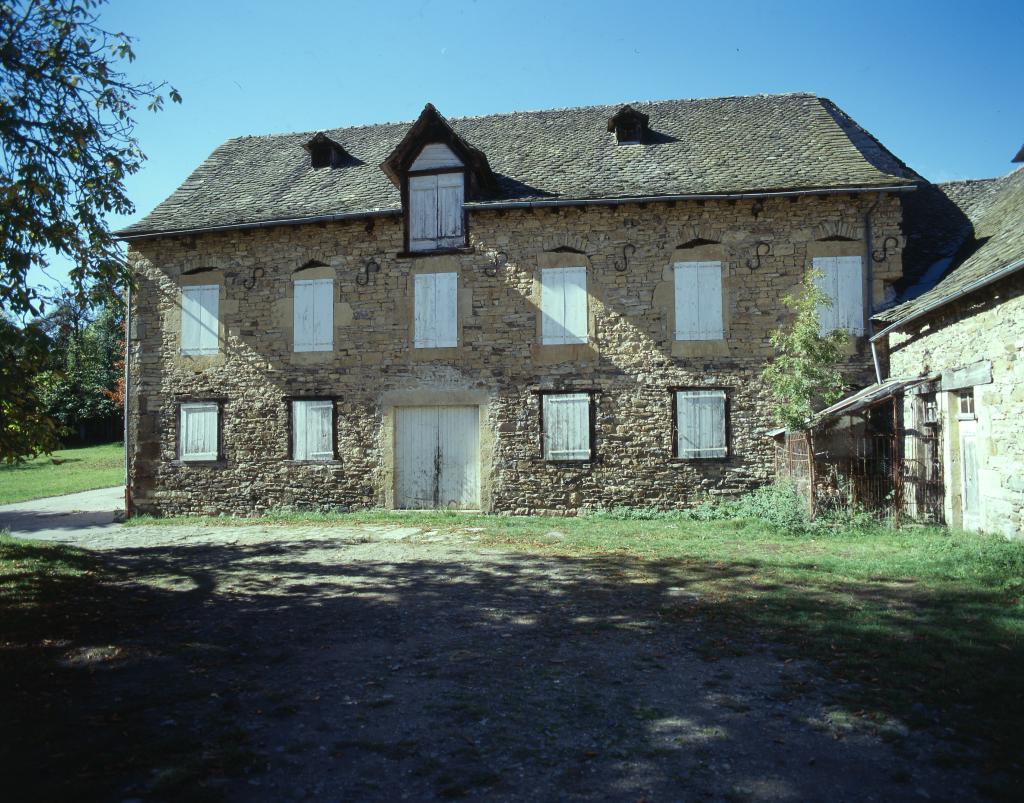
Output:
[957, 389, 976, 420]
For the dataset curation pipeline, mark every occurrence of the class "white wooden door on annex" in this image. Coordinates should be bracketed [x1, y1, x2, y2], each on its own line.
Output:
[395, 406, 480, 509]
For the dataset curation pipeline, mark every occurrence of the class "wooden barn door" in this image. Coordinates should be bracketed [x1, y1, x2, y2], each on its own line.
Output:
[395, 407, 480, 509]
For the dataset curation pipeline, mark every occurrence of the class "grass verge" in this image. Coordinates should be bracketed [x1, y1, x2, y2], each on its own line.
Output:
[0, 442, 123, 505]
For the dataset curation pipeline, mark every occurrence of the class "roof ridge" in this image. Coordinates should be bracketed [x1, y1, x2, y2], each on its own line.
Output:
[226, 92, 822, 143]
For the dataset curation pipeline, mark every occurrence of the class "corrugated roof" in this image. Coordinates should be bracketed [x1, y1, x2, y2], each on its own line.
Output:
[119, 93, 918, 238]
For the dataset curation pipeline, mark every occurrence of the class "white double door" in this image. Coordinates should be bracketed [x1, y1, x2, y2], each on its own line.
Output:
[395, 406, 480, 509]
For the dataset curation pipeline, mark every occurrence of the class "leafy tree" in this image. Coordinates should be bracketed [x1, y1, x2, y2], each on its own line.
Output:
[762, 269, 847, 432]
[0, 313, 59, 462]
[0, 0, 177, 461]
[1, 0, 180, 316]
[34, 296, 122, 440]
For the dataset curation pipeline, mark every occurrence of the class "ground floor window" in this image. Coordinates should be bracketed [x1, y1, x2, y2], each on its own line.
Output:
[291, 399, 335, 461]
[541, 392, 593, 461]
[673, 389, 728, 459]
[179, 402, 220, 462]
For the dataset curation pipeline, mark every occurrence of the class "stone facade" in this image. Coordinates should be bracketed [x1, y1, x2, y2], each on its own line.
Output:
[887, 272, 1024, 536]
[127, 194, 905, 515]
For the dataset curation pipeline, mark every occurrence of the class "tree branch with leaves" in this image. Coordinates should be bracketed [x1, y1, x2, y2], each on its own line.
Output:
[0, 0, 178, 461]
[1, 0, 180, 317]
[762, 269, 848, 432]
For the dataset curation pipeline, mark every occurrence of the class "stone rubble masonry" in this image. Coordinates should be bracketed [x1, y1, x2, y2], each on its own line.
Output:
[127, 194, 904, 516]
[888, 271, 1024, 537]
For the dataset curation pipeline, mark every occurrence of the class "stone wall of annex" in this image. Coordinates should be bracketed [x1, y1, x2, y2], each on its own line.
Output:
[127, 193, 904, 515]
[888, 272, 1024, 537]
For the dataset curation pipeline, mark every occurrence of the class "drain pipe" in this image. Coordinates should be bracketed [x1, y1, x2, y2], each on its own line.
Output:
[864, 192, 885, 384]
[123, 280, 133, 517]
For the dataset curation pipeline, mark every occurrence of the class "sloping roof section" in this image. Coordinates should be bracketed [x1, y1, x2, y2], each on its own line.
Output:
[119, 93, 918, 238]
[876, 166, 1024, 325]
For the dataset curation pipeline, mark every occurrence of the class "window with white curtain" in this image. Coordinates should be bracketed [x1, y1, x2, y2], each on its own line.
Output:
[179, 402, 219, 461]
[291, 399, 334, 461]
[542, 392, 592, 461]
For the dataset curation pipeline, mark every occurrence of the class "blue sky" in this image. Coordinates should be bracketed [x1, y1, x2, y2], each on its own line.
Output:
[31, 0, 1024, 292]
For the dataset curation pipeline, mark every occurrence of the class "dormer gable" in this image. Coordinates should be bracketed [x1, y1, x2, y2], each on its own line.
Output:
[380, 103, 496, 195]
[607, 105, 650, 145]
[303, 133, 350, 169]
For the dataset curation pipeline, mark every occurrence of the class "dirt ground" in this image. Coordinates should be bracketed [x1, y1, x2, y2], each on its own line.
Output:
[2, 523, 991, 801]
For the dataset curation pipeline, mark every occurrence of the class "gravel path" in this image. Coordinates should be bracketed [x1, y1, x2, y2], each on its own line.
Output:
[3, 521, 988, 801]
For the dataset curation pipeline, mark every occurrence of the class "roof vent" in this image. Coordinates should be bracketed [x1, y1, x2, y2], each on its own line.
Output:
[304, 133, 349, 169]
[607, 105, 649, 145]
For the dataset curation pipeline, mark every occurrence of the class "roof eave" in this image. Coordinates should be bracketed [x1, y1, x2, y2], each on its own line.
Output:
[117, 181, 917, 242]
[871, 256, 1024, 342]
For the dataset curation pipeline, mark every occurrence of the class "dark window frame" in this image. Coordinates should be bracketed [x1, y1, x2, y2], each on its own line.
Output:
[283, 395, 339, 462]
[400, 165, 469, 257]
[669, 386, 732, 462]
[534, 388, 599, 464]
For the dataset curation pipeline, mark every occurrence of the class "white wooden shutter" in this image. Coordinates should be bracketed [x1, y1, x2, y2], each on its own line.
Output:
[813, 257, 863, 335]
[409, 175, 439, 251]
[292, 400, 333, 461]
[181, 285, 219, 355]
[541, 267, 588, 345]
[676, 390, 727, 459]
[180, 402, 218, 461]
[674, 262, 723, 340]
[313, 279, 334, 349]
[293, 280, 314, 351]
[436, 173, 464, 247]
[414, 272, 458, 348]
[294, 279, 334, 352]
[543, 393, 591, 460]
[836, 255, 864, 335]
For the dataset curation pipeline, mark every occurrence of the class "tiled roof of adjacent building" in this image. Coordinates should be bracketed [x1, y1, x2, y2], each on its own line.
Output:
[876, 166, 1024, 325]
[119, 93, 918, 238]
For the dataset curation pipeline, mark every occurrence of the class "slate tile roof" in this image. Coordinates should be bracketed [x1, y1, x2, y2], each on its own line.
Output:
[119, 93, 917, 237]
[876, 166, 1024, 325]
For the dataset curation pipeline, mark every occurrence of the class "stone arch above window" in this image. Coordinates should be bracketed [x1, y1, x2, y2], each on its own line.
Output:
[814, 220, 860, 241]
[541, 234, 592, 255]
[674, 224, 725, 247]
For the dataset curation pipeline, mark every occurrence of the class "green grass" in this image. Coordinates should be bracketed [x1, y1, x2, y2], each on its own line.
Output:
[0, 442, 123, 504]
[0, 533, 103, 629]
[126, 505, 1024, 773]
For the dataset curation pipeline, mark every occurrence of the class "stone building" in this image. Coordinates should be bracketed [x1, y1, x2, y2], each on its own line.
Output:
[119, 93, 919, 515]
[871, 157, 1024, 536]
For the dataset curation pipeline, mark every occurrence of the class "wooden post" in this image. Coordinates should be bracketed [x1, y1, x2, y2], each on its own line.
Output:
[806, 430, 816, 520]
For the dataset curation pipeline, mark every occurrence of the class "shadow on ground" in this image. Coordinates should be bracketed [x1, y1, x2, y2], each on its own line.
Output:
[1, 532, 1018, 801]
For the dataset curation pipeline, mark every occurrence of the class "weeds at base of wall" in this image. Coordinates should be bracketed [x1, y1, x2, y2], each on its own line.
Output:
[594, 482, 891, 536]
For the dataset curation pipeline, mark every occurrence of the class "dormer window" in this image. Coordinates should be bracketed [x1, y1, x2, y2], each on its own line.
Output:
[408, 143, 465, 252]
[380, 103, 498, 255]
[303, 133, 349, 169]
[607, 104, 650, 145]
